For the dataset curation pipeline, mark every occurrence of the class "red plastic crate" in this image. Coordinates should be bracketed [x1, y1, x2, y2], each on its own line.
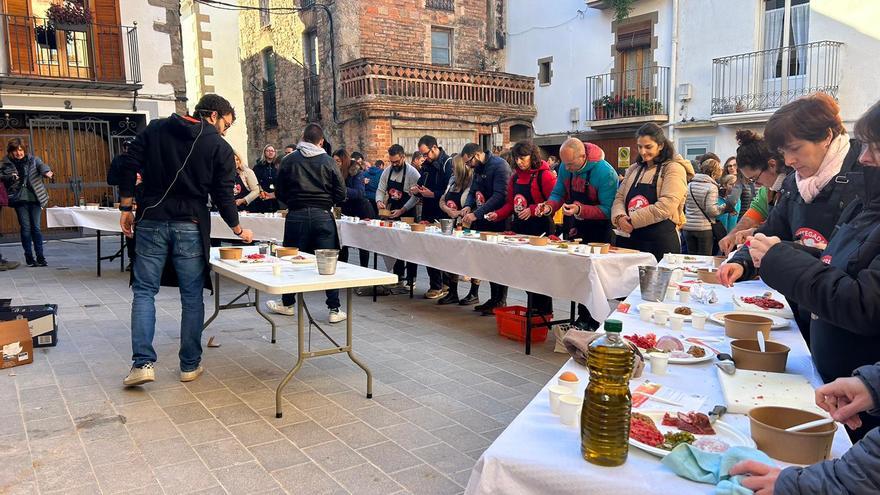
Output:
[493, 305, 552, 343]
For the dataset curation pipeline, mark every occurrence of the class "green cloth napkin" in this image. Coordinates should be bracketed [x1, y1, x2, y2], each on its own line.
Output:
[661, 444, 775, 495]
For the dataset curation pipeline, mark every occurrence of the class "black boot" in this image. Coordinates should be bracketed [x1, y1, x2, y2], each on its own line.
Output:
[36, 256, 47, 267]
[459, 282, 480, 305]
[25, 255, 36, 267]
[438, 288, 459, 305]
[475, 283, 497, 311]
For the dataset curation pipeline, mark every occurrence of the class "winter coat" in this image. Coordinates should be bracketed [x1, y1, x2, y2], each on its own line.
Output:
[465, 152, 511, 218]
[416, 148, 453, 220]
[759, 164, 880, 384]
[546, 157, 618, 221]
[683, 174, 723, 232]
[0, 155, 51, 208]
[775, 361, 880, 494]
[494, 160, 556, 220]
[363, 165, 383, 200]
[275, 144, 346, 212]
[611, 155, 690, 229]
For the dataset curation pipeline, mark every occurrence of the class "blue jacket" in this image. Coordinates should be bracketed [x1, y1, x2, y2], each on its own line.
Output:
[363, 165, 383, 200]
[465, 152, 510, 218]
[417, 149, 453, 221]
[546, 159, 618, 221]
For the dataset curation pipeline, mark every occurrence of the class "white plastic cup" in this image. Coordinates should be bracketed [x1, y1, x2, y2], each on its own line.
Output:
[669, 314, 685, 331]
[639, 307, 654, 322]
[678, 291, 691, 303]
[649, 352, 669, 375]
[692, 313, 707, 330]
[666, 286, 677, 301]
[548, 385, 572, 414]
[567, 245, 577, 254]
[558, 395, 582, 426]
[273, 263, 282, 277]
[654, 309, 670, 326]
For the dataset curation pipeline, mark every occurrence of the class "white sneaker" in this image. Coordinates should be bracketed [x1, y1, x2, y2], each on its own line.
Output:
[267, 300, 295, 316]
[123, 363, 155, 386]
[180, 365, 204, 383]
[328, 308, 347, 323]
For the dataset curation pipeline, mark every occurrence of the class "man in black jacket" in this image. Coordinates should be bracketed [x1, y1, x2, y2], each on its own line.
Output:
[118, 93, 253, 387]
[415, 135, 453, 299]
[266, 123, 348, 323]
[460, 143, 512, 314]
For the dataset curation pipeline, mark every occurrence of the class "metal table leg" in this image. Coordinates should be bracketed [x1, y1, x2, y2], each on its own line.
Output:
[372, 253, 378, 302]
[96, 229, 102, 277]
[203, 273, 222, 330]
[525, 292, 533, 355]
[254, 290, 277, 344]
[120, 234, 125, 272]
[570, 301, 576, 324]
[344, 288, 373, 399]
[276, 296, 306, 418]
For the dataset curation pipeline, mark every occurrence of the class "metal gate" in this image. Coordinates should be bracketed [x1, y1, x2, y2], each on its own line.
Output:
[27, 116, 117, 206]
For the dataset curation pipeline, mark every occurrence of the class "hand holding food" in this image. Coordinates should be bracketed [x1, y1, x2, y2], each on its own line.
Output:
[462, 212, 477, 225]
[376, 200, 386, 210]
[618, 216, 634, 234]
[517, 208, 531, 220]
[747, 233, 781, 268]
[728, 460, 781, 495]
[717, 263, 744, 287]
[535, 203, 552, 217]
[484, 212, 498, 222]
[561, 203, 579, 217]
[816, 376, 874, 429]
[389, 209, 403, 219]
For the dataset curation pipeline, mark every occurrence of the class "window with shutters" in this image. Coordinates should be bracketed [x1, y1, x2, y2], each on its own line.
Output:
[615, 22, 652, 100]
[431, 28, 452, 66]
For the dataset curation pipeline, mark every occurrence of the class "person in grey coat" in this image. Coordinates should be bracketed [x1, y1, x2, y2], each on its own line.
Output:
[729, 361, 880, 494]
[0, 138, 53, 266]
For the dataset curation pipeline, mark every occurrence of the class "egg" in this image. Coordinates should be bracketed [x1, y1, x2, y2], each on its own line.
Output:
[559, 371, 579, 382]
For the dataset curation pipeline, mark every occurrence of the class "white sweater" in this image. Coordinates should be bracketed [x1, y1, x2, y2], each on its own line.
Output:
[683, 174, 722, 231]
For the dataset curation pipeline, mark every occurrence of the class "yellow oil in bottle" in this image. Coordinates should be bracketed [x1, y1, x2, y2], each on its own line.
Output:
[581, 319, 634, 466]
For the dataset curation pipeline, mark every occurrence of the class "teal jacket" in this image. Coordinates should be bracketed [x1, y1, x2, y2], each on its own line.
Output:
[546, 159, 618, 220]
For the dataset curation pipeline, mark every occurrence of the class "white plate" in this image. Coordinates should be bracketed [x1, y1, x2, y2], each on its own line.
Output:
[629, 410, 755, 458]
[281, 255, 315, 264]
[638, 303, 708, 322]
[732, 293, 794, 318]
[632, 343, 713, 364]
[710, 311, 790, 329]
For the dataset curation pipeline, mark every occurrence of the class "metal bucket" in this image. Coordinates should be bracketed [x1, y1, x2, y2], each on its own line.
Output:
[315, 249, 339, 275]
[440, 219, 455, 235]
[638, 265, 674, 302]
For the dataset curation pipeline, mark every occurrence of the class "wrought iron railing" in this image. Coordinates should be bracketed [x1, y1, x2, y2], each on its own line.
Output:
[340, 58, 534, 108]
[304, 74, 321, 123]
[426, 0, 454, 11]
[586, 66, 669, 121]
[711, 40, 843, 115]
[0, 14, 140, 85]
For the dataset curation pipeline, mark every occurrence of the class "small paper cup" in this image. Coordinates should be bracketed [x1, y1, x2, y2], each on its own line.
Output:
[654, 309, 670, 326]
[666, 287, 677, 301]
[691, 313, 707, 330]
[678, 291, 691, 303]
[649, 352, 669, 375]
[669, 314, 685, 331]
[639, 305, 654, 322]
[558, 395, 582, 426]
[548, 385, 572, 414]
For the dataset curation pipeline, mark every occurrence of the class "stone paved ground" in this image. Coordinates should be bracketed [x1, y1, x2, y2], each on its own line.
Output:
[0, 237, 568, 495]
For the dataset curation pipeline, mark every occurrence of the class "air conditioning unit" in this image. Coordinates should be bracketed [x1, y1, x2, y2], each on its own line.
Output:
[570, 107, 580, 123]
[677, 83, 693, 101]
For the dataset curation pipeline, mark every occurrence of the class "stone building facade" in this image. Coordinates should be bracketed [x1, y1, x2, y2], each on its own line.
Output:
[238, 0, 534, 162]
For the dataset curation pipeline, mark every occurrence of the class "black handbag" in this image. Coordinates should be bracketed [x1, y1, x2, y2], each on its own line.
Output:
[689, 183, 727, 244]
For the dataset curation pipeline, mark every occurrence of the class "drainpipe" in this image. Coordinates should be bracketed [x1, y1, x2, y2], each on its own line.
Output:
[667, 0, 679, 142]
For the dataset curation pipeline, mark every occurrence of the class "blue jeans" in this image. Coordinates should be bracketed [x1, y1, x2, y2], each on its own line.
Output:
[131, 220, 206, 371]
[281, 208, 340, 309]
[15, 203, 44, 260]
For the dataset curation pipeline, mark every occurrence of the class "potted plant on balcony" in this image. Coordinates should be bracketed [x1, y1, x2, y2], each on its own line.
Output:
[34, 25, 58, 50]
[592, 96, 612, 120]
[46, 0, 92, 35]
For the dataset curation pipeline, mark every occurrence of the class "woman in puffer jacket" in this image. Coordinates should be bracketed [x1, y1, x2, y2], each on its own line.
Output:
[728, 100, 880, 493]
[682, 158, 724, 255]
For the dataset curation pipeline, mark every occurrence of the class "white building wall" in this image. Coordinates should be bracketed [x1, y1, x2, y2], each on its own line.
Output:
[119, 1, 177, 120]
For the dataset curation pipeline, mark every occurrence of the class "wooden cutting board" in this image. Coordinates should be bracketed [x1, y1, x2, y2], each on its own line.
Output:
[716, 368, 827, 415]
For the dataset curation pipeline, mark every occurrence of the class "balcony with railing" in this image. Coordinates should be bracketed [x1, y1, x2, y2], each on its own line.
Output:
[711, 40, 842, 116]
[339, 58, 535, 111]
[0, 14, 141, 90]
[586, 66, 669, 126]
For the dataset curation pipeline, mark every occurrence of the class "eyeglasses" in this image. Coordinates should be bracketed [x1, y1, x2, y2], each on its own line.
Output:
[742, 170, 760, 184]
[222, 117, 234, 131]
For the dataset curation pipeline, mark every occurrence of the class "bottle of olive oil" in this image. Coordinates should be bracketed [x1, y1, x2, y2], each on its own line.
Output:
[581, 319, 634, 466]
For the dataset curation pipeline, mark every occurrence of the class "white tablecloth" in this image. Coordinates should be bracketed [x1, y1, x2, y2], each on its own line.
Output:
[337, 221, 656, 319]
[465, 258, 853, 495]
[46, 207, 284, 241]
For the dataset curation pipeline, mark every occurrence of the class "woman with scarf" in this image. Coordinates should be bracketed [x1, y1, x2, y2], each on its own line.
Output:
[611, 123, 689, 261]
[487, 141, 557, 316]
[0, 138, 53, 266]
[718, 93, 863, 340]
[233, 152, 260, 210]
[718, 131, 791, 254]
[248, 144, 280, 212]
[334, 149, 371, 267]
[722, 100, 880, 494]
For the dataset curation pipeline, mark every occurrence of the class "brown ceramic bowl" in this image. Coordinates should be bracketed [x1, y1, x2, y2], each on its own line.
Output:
[730, 339, 790, 372]
[698, 268, 722, 285]
[275, 247, 299, 257]
[529, 236, 550, 246]
[410, 223, 427, 232]
[218, 247, 243, 260]
[749, 406, 836, 464]
[400, 216, 415, 224]
[724, 313, 772, 340]
[713, 256, 726, 267]
[588, 242, 610, 254]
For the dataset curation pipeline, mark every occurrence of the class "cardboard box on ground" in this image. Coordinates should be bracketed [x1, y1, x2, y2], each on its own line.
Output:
[0, 304, 58, 348]
[0, 319, 33, 369]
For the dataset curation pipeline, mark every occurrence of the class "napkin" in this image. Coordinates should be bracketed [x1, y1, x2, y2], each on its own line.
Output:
[661, 444, 775, 495]
[562, 329, 645, 378]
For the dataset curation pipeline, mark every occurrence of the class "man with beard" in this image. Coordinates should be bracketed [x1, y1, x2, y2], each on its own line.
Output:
[376, 144, 420, 288]
[414, 135, 453, 299]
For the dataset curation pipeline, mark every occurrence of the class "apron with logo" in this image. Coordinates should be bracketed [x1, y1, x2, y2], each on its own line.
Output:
[569, 167, 611, 243]
[617, 164, 679, 261]
[512, 170, 552, 237]
[386, 168, 411, 211]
